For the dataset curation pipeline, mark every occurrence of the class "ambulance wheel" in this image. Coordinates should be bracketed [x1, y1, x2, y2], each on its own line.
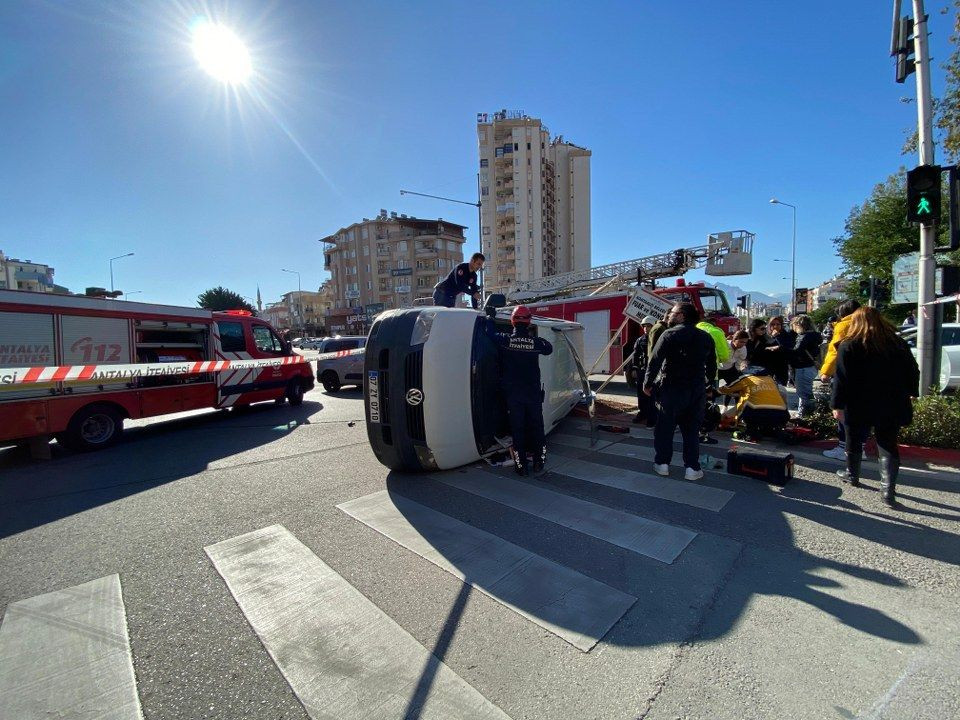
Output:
[64, 404, 123, 452]
[287, 380, 305, 406]
[321, 371, 341, 393]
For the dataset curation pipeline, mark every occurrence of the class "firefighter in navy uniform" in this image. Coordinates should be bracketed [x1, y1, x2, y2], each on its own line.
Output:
[433, 253, 485, 308]
[488, 305, 554, 475]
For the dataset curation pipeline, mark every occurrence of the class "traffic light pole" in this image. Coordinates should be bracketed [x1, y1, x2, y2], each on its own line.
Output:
[913, 0, 937, 395]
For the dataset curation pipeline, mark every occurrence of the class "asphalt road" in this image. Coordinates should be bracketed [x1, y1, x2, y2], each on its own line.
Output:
[1, 382, 959, 720]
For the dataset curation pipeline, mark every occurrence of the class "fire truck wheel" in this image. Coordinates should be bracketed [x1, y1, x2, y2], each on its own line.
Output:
[320, 371, 341, 393]
[287, 380, 305, 406]
[64, 404, 124, 452]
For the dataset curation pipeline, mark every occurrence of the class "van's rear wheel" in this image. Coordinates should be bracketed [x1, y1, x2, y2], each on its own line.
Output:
[321, 371, 341, 393]
[287, 380, 305, 406]
[63, 405, 123, 452]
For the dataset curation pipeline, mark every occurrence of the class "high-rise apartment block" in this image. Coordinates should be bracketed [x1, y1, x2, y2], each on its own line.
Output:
[477, 110, 591, 295]
[322, 212, 467, 332]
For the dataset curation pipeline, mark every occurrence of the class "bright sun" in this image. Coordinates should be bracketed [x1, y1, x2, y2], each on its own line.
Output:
[191, 20, 252, 84]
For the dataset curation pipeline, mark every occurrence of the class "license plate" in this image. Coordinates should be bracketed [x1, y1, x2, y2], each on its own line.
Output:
[367, 370, 380, 423]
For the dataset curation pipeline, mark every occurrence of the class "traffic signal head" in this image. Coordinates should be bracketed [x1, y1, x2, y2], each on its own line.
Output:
[907, 164, 942, 225]
[737, 294, 748, 309]
[894, 16, 915, 83]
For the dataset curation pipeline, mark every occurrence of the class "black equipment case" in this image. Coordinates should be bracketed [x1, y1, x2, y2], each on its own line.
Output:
[727, 448, 794, 486]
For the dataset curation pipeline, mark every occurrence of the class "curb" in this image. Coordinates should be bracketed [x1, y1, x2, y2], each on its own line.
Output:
[572, 406, 960, 466]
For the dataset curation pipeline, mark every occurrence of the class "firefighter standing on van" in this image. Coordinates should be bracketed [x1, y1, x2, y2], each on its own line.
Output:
[488, 305, 553, 475]
[433, 253, 485, 309]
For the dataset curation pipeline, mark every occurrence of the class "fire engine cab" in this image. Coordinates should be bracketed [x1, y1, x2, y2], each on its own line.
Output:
[0, 290, 314, 452]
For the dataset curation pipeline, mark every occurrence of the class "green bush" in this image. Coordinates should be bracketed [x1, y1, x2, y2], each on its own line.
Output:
[804, 382, 960, 448]
[901, 393, 960, 448]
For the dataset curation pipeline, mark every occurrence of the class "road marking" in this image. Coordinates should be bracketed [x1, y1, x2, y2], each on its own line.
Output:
[338, 491, 636, 652]
[552, 456, 734, 511]
[0, 574, 143, 720]
[547, 432, 615, 451]
[439, 469, 697, 564]
[205, 524, 511, 720]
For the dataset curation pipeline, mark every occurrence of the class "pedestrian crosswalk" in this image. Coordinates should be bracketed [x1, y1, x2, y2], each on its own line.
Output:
[0, 421, 740, 719]
[0, 574, 142, 720]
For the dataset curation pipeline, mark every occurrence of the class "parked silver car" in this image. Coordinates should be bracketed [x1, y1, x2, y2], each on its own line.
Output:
[315, 336, 367, 392]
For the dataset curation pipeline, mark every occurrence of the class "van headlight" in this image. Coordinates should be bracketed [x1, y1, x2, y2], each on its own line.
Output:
[410, 310, 437, 346]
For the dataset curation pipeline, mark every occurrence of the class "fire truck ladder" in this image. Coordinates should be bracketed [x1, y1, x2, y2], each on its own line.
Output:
[506, 230, 754, 303]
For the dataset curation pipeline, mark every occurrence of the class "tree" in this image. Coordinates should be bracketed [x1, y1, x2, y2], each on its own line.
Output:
[197, 286, 255, 313]
[809, 298, 842, 328]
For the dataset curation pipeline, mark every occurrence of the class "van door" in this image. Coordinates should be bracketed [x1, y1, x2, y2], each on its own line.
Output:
[244, 322, 293, 403]
[214, 319, 251, 408]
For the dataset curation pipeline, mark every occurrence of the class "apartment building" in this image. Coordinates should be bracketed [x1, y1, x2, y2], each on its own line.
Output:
[0, 250, 57, 292]
[811, 276, 852, 310]
[477, 110, 591, 295]
[322, 212, 467, 315]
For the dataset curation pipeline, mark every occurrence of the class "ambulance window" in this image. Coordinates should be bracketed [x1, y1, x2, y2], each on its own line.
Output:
[253, 324, 284, 353]
[217, 322, 245, 352]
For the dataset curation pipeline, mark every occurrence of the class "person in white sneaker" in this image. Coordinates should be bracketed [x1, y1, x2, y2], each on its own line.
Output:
[643, 303, 716, 481]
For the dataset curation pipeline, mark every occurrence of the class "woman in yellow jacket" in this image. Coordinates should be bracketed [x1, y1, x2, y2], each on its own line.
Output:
[818, 299, 861, 459]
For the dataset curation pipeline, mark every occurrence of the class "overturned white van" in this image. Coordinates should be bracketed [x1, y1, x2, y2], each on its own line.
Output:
[364, 305, 592, 472]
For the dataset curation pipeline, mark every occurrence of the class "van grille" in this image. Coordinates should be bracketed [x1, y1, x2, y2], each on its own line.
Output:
[404, 350, 425, 441]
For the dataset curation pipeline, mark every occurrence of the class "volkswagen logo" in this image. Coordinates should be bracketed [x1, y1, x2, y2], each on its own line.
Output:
[405, 388, 424, 406]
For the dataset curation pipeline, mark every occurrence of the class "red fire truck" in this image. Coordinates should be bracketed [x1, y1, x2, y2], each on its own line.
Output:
[509, 232, 755, 374]
[528, 280, 739, 374]
[0, 290, 314, 452]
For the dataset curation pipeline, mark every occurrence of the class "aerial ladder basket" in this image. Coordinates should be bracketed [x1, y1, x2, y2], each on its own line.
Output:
[705, 230, 754, 276]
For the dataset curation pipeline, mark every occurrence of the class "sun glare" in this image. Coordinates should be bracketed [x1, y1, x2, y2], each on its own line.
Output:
[191, 20, 252, 84]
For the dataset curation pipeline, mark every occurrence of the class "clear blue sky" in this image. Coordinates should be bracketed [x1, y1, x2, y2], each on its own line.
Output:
[0, 0, 953, 306]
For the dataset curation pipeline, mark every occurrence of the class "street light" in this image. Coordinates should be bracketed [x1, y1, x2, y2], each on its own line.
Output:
[109, 252, 134, 293]
[123, 291, 142, 299]
[281, 268, 303, 336]
[401, 177, 485, 304]
[769, 198, 797, 315]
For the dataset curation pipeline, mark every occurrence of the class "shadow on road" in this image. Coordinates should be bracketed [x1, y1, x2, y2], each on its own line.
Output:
[0, 400, 329, 539]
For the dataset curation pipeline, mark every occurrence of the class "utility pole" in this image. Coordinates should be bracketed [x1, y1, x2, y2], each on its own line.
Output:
[913, 0, 937, 395]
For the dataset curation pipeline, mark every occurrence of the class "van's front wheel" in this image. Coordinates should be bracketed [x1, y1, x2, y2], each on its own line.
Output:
[320, 371, 341, 393]
[287, 380, 306, 406]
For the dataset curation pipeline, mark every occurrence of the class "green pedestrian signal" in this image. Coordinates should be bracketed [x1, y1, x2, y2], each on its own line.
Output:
[907, 165, 942, 225]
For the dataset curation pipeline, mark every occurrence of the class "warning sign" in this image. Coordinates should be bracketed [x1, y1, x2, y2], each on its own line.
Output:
[623, 288, 673, 323]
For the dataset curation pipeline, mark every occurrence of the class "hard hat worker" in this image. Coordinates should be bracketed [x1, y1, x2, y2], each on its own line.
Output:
[433, 253, 485, 309]
[487, 305, 554, 475]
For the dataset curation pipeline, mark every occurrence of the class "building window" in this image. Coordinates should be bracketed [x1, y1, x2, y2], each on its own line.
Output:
[481, 186, 489, 196]
[527, 142, 531, 150]
[362, 245, 369, 256]
[514, 143, 518, 151]
[482, 226, 490, 235]
[397, 241, 407, 253]
[365, 264, 370, 273]
[480, 159, 488, 167]
[367, 281, 372, 290]
[361, 226, 369, 239]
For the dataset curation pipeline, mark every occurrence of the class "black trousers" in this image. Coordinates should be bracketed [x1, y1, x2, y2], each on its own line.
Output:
[507, 397, 545, 467]
[635, 375, 654, 420]
[844, 423, 901, 492]
[654, 385, 706, 470]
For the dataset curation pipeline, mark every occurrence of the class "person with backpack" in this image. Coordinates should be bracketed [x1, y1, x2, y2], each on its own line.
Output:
[819, 299, 861, 460]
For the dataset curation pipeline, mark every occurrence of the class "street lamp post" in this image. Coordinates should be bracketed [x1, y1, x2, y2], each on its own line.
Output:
[281, 268, 302, 337]
[123, 291, 142, 300]
[770, 199, 797, 316]
[109, 252, 134, 293]
[400, 177, 485, 305]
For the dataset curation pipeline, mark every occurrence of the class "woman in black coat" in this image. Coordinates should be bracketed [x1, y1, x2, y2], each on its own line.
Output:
[831, 307, 919, 507]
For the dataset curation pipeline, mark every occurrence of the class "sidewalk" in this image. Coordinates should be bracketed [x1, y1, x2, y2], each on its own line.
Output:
[584, 375, 960, 468]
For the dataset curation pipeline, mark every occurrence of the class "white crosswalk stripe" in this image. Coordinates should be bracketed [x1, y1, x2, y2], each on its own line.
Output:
[437, 468, 697, 564]
[0, 574, 143, 720]
[338, 490, 637, 652]
[548, 456, 734, 511]
[205, 524, 512, 720]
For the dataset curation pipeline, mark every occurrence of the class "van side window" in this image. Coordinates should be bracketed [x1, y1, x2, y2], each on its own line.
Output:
[217, 322, 245, 352]
[253, 325, 284, 353]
